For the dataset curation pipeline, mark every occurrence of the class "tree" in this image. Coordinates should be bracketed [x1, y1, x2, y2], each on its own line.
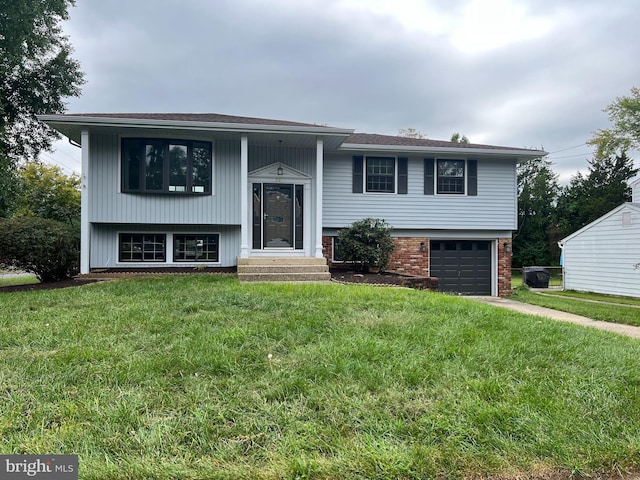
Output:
[450, 133, 470, 144]
[588, 87, 640, 159]
[337, 218, 395, 272]
[398, 128, 426, 139]
[513, 156, 560, 267]
[13, 162, 81, 227]
[555, 153, 638, 238]
[0, 0, 84, 214]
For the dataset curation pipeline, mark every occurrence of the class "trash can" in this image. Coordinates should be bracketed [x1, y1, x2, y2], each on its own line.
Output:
[523, 267, 550, 288]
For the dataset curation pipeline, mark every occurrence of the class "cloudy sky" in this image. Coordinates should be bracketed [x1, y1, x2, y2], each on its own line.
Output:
[45, 0, 639, 183]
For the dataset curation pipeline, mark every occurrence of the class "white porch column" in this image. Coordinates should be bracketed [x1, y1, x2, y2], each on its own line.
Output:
[80, 130, 90, 274]
[239, 134, 250, 258]
[314, 137, 324, 258]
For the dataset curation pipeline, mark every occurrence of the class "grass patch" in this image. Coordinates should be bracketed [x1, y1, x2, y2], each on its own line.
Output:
[0, 274, 39, 287]
[2, 275, 640, 479]
[510, 287, 640, 326]
[541, 290, 640, 306]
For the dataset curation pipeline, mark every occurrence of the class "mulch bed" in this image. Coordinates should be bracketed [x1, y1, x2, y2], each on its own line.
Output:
[1, 268, 435, 293]
[0, 278, 102, 293]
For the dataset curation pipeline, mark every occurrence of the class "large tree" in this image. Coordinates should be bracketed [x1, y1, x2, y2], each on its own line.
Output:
[555, 152, 638, 238]
[513, 156, 560, 267]
[588, 87, 640, 159]
[13, 162, 80, 227]
[0, 0, 84, 216]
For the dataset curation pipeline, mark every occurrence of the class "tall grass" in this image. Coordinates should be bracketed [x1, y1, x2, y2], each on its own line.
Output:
[1, 275, 640, 479]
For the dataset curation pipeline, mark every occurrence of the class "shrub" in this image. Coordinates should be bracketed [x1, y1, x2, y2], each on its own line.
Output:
[0, 216, 79, 282]
[337, 218, 395, 272]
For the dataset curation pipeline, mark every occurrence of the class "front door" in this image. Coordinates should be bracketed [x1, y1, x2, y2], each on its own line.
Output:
[252, 183, 304, 250]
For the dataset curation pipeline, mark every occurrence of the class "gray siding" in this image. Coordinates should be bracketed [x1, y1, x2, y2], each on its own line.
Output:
[323, 154, 517, 230]
[248, 145, 315, 175]
[90, 224, 240, 268]
[563, 205, 640, 298]
[89, 134, 241, 224]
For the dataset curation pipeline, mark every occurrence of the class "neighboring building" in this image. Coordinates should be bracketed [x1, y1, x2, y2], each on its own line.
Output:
[559, 177, 640, 298]
[39, 113, 545, 296]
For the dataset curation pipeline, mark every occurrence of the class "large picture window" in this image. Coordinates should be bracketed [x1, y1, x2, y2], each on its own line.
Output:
[437, 160, 465, 194]
[174, 234, 219, 262]
[122, 139, 212, 194]
[119, 234, 166, 262]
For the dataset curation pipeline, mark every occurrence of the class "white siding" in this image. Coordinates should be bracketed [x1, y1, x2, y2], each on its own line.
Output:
[89, 134, 241, 224]
[90, 224, 240, 268]
[323, 154, 517, 230]
[563, 205, 640, 298]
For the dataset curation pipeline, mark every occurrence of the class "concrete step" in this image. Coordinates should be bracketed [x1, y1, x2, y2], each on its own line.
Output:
[237, 265, 329, 274]
[238, 272, 331, 282]
[237, 256, 327, 266]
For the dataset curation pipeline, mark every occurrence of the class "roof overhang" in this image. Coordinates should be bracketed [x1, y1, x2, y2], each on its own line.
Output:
[37, 114, 355, 150]
[339, 142, 547, 161]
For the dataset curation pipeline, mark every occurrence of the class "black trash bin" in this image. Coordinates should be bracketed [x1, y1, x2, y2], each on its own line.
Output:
[523, 267, 550, 288]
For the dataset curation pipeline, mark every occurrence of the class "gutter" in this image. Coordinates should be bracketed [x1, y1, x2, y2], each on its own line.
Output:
[36, 114, 355, 137]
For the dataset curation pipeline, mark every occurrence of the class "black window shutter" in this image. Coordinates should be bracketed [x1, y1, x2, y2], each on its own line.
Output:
[424, 158, 434, 195]
[468, 159, 478, 196]
[352, 156, 363, 193]
[398, 157, 408, 194]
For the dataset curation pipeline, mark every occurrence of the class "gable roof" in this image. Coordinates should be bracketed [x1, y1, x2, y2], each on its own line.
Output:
[559, 202, 640, 245]
[37, 112, 547, 158]
[342, 132, 546, 159]
[57, 112, 337, 129]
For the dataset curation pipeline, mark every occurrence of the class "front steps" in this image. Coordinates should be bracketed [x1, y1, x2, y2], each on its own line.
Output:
[237, 257, 331, 282]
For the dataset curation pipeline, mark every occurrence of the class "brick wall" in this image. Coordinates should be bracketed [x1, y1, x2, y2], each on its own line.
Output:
[497, 238, 512, 297]
[323, 235, 513, 297]
[389, 237, 430, 275]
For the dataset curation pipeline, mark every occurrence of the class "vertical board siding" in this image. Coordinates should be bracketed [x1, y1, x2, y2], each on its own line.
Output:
[89, 135, 241, 224]
[248, 145, 315, 174]
[323, 154, 517, 230]
[563, 206, 640, 298]
[90, 224, 240, 268]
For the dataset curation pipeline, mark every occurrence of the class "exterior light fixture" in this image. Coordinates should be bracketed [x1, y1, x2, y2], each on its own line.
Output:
[420, 241, 427, 252]
[503, 242, 511, 253]
[277, 166, 284, 176]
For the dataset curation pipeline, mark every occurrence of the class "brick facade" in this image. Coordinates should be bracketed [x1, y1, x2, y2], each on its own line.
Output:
[497, 237, 512, 297]
[322, 235, 513, 297]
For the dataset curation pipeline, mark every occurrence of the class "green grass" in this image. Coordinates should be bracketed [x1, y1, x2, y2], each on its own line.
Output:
[2, 275, 640, 479]
[0, 274, 39, 287]
[510, 287, 640, 326]
[541, 289, 640, 306]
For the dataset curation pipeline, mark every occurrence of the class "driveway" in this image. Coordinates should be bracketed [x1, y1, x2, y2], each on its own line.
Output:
[471, 296, 640, 339]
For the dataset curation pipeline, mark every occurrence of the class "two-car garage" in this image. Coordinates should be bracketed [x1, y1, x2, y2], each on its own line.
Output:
[430, 240, 492, 295]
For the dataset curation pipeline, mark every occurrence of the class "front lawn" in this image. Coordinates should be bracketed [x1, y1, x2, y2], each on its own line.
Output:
[2, 275, 640, 479]
[510, 287, 640, 326]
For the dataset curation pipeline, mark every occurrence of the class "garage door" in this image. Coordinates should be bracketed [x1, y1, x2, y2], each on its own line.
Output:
[430, 241, 492, 295]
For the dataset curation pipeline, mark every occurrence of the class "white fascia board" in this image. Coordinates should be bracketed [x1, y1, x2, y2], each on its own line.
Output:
[36, 114, 354, 137]
[559, 203, 640, 244]
[339, 143, 547, 160]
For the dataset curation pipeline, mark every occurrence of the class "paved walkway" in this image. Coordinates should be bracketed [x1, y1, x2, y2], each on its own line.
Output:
[471, 296, 640, 339]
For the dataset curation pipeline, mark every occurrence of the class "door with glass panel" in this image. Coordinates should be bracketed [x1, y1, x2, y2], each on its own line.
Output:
[252, 183, 303, 250]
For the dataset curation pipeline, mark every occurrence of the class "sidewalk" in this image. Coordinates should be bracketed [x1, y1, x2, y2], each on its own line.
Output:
[471, 296, 640, 339]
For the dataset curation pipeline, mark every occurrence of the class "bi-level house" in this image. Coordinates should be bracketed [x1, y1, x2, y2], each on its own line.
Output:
[39, 113, 545, 296]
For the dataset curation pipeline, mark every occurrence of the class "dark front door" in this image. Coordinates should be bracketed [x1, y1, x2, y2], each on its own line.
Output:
[430, 240, 492, 295]
[264, 184, 293, 248]
[252, 183, 304, 250]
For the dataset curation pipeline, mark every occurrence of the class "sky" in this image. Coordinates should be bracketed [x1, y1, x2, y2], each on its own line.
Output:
[45, 0, 639, 184]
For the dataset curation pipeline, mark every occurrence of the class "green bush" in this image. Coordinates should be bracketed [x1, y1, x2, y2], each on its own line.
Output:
[0, 216, 79, 282]
[337, 218, 395, 272]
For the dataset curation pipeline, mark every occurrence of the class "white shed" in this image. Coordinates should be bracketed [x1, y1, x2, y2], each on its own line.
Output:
[559, 200, 640, 298]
